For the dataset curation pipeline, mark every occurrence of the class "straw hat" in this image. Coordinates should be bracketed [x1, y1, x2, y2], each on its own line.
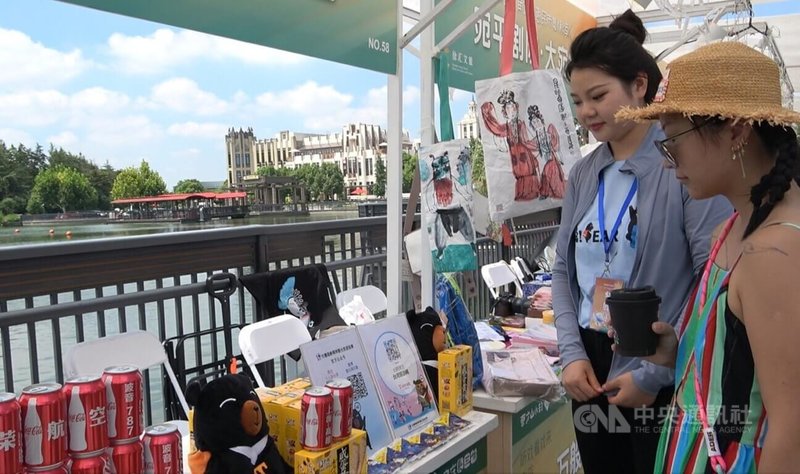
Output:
[616, 41, 800, 125]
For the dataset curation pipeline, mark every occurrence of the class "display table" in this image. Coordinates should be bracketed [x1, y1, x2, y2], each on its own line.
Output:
[473, 390, 582, 474]
[181, 411, 498, 474]
[396, 410, 499, 474]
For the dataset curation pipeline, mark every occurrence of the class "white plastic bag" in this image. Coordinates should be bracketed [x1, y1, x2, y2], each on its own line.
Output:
[480, 346, 561, 399]
[337, 295, 375, 326]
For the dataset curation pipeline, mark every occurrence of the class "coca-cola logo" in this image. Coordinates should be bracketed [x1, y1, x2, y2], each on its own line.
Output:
[24, 426, 42, 436]
[69, 413, 86, 423]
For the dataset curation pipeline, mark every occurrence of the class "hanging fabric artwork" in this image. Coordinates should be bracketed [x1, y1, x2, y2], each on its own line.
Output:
[476, 69, 582, 221]
[419, 139, 477, 273]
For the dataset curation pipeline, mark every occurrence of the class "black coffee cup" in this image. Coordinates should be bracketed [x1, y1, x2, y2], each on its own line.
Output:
[606, 286, 661, 357]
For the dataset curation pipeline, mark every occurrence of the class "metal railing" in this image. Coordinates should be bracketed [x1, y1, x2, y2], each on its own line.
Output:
[0, 210, 558, 423]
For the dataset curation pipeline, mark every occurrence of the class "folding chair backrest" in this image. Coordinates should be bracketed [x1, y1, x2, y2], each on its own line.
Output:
[238, 315, 312, 388]
[480, 261, 523, 299]
[335, 285, 388, 315]
[63, 330, 190, 417]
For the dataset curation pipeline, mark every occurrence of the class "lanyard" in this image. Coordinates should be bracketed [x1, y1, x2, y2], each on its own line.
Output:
[598, 172, 637, 267]
[689, 212, 739, 474]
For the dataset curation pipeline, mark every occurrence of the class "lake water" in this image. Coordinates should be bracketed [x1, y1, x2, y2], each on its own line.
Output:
[0, 209, 360, 246]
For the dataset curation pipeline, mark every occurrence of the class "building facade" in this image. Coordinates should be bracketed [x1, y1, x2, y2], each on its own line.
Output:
[457, 100, 480, 141]
[225, 124, 413, 194]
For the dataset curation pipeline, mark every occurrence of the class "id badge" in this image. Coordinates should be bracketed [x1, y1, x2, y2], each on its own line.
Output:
[590, 276, 624, 331]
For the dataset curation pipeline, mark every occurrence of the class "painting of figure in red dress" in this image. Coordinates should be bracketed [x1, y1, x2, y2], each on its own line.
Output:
[480, 90, 540, 201]
[527, 105, 566, 199]
[476, 69, 581, 221]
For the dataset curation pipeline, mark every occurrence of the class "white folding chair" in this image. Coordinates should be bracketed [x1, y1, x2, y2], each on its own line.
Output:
[238, 315, 312, 389]
[480, 261, 524, 299]
[63, 330, 190, 435]
[335, 285, 388, 315]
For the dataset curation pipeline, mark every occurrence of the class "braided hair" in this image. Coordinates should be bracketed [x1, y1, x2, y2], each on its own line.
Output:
[698, 118, 800, 237]
[744, 123, 800, 237]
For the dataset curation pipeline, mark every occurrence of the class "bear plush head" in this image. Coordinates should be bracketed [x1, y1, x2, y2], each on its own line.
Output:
[185, 374, 286, 474]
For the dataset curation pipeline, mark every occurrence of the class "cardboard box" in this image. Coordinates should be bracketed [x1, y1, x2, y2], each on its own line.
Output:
[283, 398, 303, 466]
[294, 429, 367, 474]
[264, 391, 304, 464]
[256, 387, 281, 406]
[287, 377, 312, 390]
[438, 345, 473, 417]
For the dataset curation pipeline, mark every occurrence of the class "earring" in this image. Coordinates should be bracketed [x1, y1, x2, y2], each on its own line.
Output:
[731, 143, 747, 179]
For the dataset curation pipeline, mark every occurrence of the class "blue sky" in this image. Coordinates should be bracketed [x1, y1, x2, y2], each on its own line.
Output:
[0, 0, 475, 188]
[0, 1, 796, 188]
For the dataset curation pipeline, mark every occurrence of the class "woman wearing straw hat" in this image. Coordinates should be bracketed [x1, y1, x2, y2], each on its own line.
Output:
[553, 10, 731, 473]
[618, 41, 800, 472]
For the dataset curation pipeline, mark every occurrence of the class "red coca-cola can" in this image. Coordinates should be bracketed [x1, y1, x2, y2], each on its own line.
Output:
[325, 379, 353, 440]
[23, 461, 69, 473]
[67, 451, 112, 474]
[102, 365, 143, 443]
[19, 383, 67, 470]
[0, 392, 23, 473]
[63, 376, 108, 455]
[108, 438, 143, 474]
[142, 424, 182, 474]
[300, 387, 332, 451]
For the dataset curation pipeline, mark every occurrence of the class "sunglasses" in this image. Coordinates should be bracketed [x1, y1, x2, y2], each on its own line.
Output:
[655, 119, 710, 167]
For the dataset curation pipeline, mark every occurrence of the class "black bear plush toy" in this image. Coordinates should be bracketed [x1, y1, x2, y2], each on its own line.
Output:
[185, 374, 289, 474]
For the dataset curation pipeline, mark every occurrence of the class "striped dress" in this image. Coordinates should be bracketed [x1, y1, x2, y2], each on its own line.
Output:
[654, 263, 767, 473]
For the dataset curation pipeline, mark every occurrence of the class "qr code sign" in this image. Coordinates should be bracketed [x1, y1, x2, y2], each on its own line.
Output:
[346, 373, 368, 400]
[383, 338, 401, 362]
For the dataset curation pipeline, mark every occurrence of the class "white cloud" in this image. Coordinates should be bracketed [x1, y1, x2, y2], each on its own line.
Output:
[70, 87, 130, 111]
[85, 115, 163, 148]
[0, 128, 34, 147]
[256, 81, 353, 116]
[167, 122, 228, 139]
[0, 90, 70, 127]
[0, 28, 90, 89]
[0, 87, 133, 129]
[148, 78, 229, 116]
[256, 82, 422, 131]
[47, 131, 79, 149]
[107, 28, 307, 75]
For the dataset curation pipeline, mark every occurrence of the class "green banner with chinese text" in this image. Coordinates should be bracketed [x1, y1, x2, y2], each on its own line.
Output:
[434, 0, 596, 91]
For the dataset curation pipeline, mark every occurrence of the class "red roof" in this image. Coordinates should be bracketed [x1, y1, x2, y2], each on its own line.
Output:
[112, 192, 246, 204]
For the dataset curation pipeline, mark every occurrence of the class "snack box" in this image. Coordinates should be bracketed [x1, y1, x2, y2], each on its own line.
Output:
[438, 345, 473, 416]
[263, 390, 304, 465]
[286, 377, 313, 390]
[294, 429, 367, 474]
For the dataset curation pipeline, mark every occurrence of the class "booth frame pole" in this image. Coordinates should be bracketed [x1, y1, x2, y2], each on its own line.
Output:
[387, 0, 405, 315]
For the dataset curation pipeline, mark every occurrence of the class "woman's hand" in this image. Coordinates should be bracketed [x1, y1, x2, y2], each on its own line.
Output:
[562, 359, 603, 402]
[644, 321, 678, 369]
[603, 372, 656, 408]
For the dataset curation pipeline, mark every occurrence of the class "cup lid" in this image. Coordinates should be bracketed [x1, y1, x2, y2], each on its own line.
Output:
[608, 286, 660, 301]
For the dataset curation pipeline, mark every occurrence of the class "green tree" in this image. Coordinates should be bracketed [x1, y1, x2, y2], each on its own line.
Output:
[26, 165, 97, 213]
[402, 152, 417, 193]
[48, 146, 118, 210]
[373, 156, 387, 198]
[318, 163, 344, 200]
[0, 142, 47, 213]
[256, 165, 291, 177]
[111, 161, 167, 200]
[174, 179, 205, 193]
[469, 138, 487, 196]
